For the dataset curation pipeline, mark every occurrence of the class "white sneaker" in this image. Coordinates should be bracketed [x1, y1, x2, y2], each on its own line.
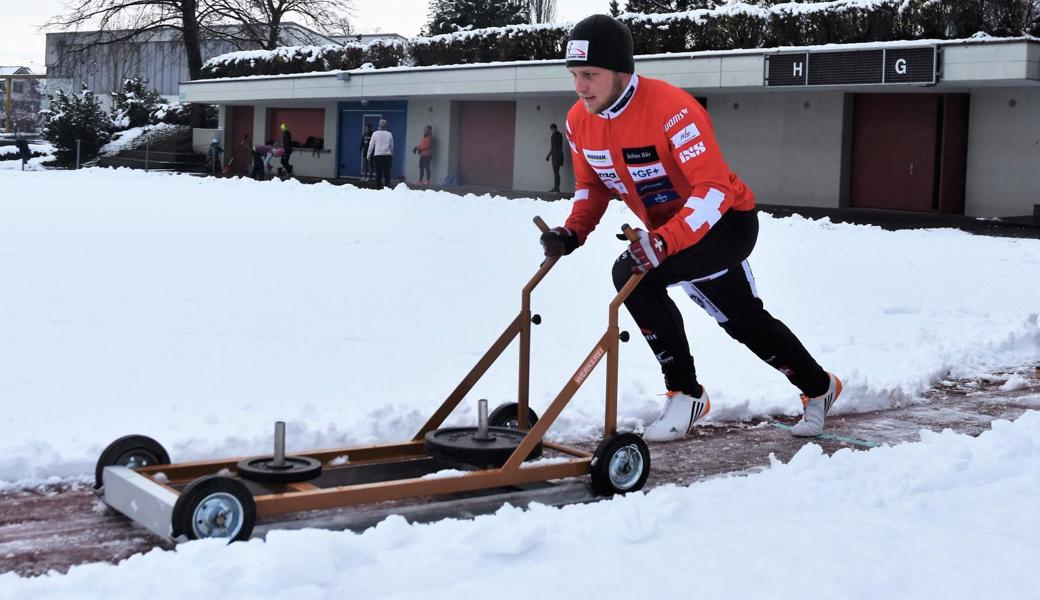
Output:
[791, 373, 843, 437]
[643, 390, 711, 442]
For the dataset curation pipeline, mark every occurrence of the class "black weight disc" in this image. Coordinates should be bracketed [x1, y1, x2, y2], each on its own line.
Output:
[424, 427, 543, 467]
[235, 455, 322, 484]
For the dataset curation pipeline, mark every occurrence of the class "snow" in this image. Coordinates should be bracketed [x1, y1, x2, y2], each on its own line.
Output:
[0, 168, 1038, 594]
[3, 410, 1040, 597]
[98, 123, 179, 156]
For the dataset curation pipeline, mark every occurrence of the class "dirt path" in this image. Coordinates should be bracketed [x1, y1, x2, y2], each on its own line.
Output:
[2, 366, 1038, 577]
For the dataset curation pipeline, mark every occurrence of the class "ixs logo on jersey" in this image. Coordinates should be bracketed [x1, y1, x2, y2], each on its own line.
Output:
[622, 145, 659, 164]
[583, 149, 613, 168]
[627, 162, 665, 182]
[670, 122, 701, 149]
[664, 107, 689, 132]
[566, 40, 589, 61]
[679, 141, 707, 163]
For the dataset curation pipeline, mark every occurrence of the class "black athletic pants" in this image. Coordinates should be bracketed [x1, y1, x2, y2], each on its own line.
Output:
[611, 209, 830, 398]
[280, 153, 293, 176]
[373, 155, 392, 189]
[419, 156, 432, 182]
[551, 161, 562, 192]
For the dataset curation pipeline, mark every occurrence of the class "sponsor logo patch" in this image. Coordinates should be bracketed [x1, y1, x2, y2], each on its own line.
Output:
[627, 162, 666, 182]
[583, 149, 612, 168]
[679, 141, 707, 163]
[642, 190, 680, 206]
[566, 40, 589, 61]
[593, 166, 627, 195]
[670, 122, 701, 149]
[622, 145, 659, 164]
[664, 107, 689, 132]
[635, 177, 673, 196]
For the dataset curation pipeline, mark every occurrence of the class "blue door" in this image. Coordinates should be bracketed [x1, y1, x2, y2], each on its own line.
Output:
[337, 101, 408, 179]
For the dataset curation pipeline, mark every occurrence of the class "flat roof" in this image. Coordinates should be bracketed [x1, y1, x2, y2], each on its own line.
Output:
[179, 37, 1040, 104]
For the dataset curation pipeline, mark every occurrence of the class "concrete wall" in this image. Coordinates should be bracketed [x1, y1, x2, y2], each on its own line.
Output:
[707, 91, 847, 209]
[513, 96, 577, 193]
[405, 99, 452, 185]
[965, 87, 1040, 217]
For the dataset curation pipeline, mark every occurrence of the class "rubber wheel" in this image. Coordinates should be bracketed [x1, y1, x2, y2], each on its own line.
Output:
[487, 402, 540, 430]
[94, 434, 171, 489]
[590, 432, 651, 496]
[171, 475, 256, 542]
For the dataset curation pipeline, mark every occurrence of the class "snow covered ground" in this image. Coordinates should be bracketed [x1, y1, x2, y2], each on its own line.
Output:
[1, 168, 1038, 595]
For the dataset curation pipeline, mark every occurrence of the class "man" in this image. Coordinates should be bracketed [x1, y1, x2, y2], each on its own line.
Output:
[280, 123, 294, 177]
[546, 123, 565, 193]
[540, 14, 842, 441]
[367, 119, 394, 189]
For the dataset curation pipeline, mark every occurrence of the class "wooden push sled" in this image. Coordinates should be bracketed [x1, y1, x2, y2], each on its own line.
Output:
[96, 217, 650, 541]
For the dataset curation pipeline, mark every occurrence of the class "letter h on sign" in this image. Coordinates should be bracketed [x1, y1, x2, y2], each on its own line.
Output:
[792, 62, 804, 77]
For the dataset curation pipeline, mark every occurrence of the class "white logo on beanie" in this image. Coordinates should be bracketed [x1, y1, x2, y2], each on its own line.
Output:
[566, 40, 589, 61]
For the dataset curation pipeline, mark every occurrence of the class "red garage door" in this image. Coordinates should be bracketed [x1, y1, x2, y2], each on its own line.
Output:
[457, 101, 516, 188]
[849, 94, 938, 211]
[228, 106, 254, 175]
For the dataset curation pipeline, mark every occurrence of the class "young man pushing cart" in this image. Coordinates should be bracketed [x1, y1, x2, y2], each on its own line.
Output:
[540, 15, 843, 441]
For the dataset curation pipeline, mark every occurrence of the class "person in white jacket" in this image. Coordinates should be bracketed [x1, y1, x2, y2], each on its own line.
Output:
[367, 120, 394, 189]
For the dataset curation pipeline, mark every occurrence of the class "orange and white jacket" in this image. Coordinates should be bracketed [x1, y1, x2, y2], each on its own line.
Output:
[564, 75, 754, 256]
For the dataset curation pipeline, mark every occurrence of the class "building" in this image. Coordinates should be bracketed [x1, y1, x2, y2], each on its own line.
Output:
[1, 67, 45, 133]
[179, 38, 1040, 219]
[45, 24, 340, 107]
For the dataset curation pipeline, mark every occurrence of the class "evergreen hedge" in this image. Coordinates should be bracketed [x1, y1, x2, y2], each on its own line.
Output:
[200, 0, 1040, 79]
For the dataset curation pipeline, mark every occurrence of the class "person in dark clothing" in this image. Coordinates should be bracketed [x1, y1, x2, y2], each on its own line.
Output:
[280, 123, 294, 177]
[206, 138, 224, 176]
[14, 138, 32, 170]
[546, 123, 565, 192]
[360, 124, 374, 180]
[251, 140, 274, 180]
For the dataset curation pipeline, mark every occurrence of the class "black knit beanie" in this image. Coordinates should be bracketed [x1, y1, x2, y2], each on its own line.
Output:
[565, 14, 635, 74]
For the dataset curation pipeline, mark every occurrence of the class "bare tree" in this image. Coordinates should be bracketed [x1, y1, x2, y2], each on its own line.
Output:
[47, 0, 214, 125]
[206, 0, 355, 50]
[531, 0, 556, 24]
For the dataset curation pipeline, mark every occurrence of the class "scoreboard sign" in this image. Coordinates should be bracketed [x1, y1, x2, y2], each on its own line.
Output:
[765, 46, 937, 87]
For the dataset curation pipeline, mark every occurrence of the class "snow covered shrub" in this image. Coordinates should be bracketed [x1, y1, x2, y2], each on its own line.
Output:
[410, 23, 569, 66]
[39, 87, 113, 166]
[110, 76, 164, 129]
[201, 44, 367, 78]
[362, 39, 410, 69]
[152, 102, 217, 128]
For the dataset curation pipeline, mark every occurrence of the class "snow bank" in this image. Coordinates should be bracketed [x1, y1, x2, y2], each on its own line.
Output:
[3, 409, 1038, 598]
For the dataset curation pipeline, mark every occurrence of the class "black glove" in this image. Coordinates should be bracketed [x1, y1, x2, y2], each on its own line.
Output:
[540, 227, 579, 259]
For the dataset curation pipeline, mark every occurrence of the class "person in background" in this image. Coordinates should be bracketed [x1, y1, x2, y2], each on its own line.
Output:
[15, 137, 32, 171]
[251, 140, 273, 180]
[280, 123, 294, 177]
[367, 119, 394, 190]
[413, 125, 434, 185]
[360, 123, 374, 181]
[546, 123, 565, 193]
[541, 14, 842, 442]
[206, 138, 224, 176]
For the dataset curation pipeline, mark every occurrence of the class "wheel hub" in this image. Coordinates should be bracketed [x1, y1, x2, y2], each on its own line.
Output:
[192, 492, 244, 539]
[608, 444, 644, 490]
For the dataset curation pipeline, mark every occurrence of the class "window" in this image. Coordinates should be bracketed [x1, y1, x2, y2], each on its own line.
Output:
[269, 108, 326, 150]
